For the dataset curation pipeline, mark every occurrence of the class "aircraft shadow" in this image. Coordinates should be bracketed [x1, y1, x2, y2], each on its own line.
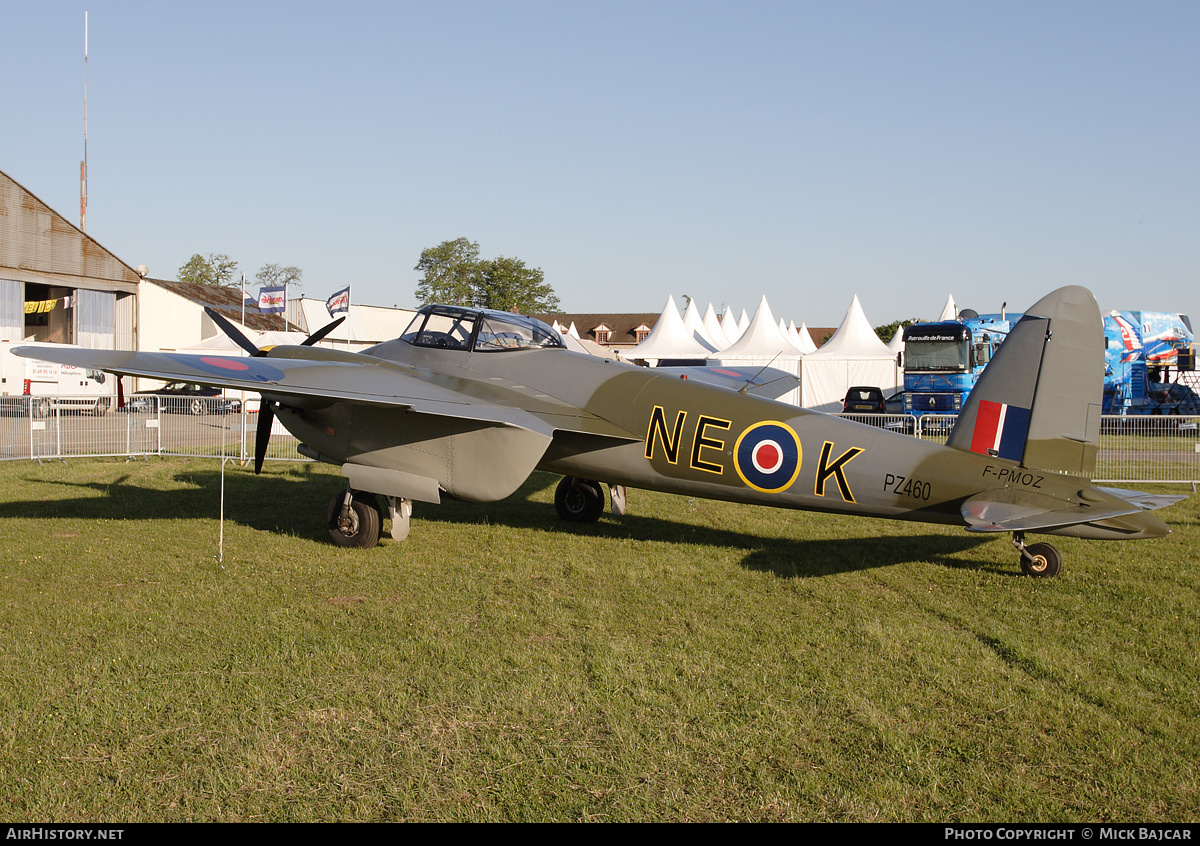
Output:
[418, 474, 1000, 579]
[0, 465, 347, 544]
[3, 467, 999, 577]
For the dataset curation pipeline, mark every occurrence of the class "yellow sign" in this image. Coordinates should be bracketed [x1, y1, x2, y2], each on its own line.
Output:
[24, 299, 59, 314]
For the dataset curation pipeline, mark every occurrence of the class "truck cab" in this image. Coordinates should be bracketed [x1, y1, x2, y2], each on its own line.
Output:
[900, 315, 1011, 418]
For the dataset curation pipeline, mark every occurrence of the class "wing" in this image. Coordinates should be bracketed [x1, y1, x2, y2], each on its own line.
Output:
[11, 345, 639, 443]
[961, 485, 1183, 540]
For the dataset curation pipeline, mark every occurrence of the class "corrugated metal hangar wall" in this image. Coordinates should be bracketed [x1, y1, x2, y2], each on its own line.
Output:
[0, 168, 139, 351]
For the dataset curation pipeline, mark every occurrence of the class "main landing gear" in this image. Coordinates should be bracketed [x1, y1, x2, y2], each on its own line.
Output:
[554, 477, 626, 523]
[326, 489, 413, 549]
[1012, 532, 1063, 578]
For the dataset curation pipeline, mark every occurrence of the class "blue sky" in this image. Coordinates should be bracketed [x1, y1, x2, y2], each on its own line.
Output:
[3, 1, 1197, 330]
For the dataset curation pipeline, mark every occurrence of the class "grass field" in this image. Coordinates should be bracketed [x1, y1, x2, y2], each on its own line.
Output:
[1, 458, 1198, 822]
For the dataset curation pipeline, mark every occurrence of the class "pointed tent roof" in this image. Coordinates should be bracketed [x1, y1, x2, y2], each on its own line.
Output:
[790, 321, 818, 354]
[626, 295, 712, 361]
[711, 296, 801, 360]
[721, 305, 743, 343]
[702, 303, 732, 349]
[682, 299, 721, 352]
[938, 294, 957, 322]
[805, 295, 891, 359]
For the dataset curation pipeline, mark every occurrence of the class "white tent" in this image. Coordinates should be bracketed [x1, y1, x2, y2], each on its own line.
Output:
[721, 305, 743, 343]
[937, 294, 957, 322]
[626, 295, 713, 365]
[703, 303, 732, 349]
[708, 296, 802, 405]
[561, 332, 617, 358]
[797, 295, 900, 412]
[681, 299, 722, 353]
[790, 321, 818, 355]
[887, 327, 906, 389]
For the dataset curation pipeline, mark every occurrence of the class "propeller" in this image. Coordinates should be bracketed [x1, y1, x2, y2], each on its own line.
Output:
[301, 316, 345, 346]
[204, 307, 264, 357]
[202, 307, 347, 474]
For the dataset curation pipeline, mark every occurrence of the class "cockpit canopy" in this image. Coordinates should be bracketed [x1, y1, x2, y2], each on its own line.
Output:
[400, 305, 565, 353]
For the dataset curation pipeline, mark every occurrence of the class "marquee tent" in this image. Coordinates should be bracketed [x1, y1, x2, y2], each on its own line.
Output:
[625, 295, 713, 365]
[707, 296, 803, 405]
[796, 295, 900, 412]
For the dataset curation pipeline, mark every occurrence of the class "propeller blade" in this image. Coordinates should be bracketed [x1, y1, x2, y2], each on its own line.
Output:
[301, 316, 346, 347]
[204, 307, 263, 357]
[254, 400, 274, 475]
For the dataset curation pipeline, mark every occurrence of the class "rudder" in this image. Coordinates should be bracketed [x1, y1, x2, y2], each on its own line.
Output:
[947, 286, 1103, 476]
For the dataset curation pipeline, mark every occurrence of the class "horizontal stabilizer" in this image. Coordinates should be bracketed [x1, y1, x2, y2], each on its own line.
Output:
[1093, 486, 1188, 512]
[961, 490, 1139, 533]
[961, 485, 1175, 540]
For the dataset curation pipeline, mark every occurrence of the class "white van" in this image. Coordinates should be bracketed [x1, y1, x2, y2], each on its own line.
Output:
[0, 340, 115, 417]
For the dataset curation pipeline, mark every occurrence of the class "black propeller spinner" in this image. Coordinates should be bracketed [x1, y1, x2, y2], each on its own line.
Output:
[203, 307, 345, 474]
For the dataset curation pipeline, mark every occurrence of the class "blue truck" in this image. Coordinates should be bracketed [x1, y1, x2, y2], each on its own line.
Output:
[899, 311, 1013, 421]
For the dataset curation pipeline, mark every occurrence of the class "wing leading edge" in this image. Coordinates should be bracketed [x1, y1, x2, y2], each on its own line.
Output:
[10, 345, 639, 444]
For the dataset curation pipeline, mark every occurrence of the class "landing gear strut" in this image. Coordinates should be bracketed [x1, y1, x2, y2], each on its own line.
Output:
[1012, 532, 1062, 578]
[386, 495, 413, 541]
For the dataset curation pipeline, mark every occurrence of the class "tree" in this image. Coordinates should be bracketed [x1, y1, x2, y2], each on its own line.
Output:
[256, 263, 304, 293]
[476, 256, 559, 313]
[874, 318, 924, 344]
[414, 238, 561, 313]
[178, 253, 239, 288]
[414, 238, 482, 307]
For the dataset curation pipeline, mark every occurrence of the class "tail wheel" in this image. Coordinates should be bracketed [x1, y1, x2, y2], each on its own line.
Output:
[327, 490, 382, 548]
[1020, 542, 1062, 578]
[554, 476, 605, 523]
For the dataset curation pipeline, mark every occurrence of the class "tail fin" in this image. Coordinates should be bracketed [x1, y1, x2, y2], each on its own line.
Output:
[947, 286, 1103, 476]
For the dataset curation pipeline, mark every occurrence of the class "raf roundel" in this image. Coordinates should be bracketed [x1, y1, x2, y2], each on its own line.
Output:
[734, 421, 801, 493]
[165, 353, 286, 383]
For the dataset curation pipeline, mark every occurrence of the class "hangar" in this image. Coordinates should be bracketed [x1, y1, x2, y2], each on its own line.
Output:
[1, 167, 139, 351]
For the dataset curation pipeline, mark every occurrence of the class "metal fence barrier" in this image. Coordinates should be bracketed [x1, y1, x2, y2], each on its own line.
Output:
[0, 396, 302, 467]
[3, 398, 1198, 485]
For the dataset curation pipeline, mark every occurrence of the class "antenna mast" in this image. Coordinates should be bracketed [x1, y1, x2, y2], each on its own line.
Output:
[80, 11, 88, 232]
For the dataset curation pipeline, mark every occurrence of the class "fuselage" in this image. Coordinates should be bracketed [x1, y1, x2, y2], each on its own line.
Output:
[279, 339, 1082, 530]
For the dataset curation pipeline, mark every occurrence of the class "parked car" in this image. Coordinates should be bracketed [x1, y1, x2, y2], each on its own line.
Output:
[128, 382, 242, 415]
[883, 390, 906, 414]
[842, 386, 885, 413]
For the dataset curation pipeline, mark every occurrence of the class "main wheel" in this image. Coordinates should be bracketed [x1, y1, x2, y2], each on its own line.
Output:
[554, 476, 605, 523]
[1020, 542, 1062, 578]
[327, 491, 382, 548]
